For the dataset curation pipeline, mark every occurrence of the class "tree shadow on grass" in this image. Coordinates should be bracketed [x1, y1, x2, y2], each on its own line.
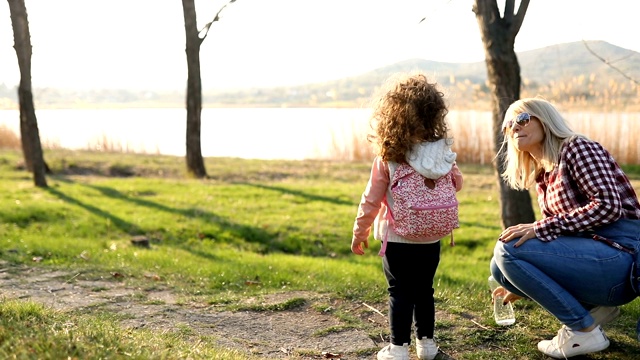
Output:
[45, 186, 144, 235]
[46, 177, 305, 256]
[240, 182, 355, 206]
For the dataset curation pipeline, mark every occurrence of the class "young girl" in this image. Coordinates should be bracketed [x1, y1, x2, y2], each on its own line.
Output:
[351, 73, 463, 360]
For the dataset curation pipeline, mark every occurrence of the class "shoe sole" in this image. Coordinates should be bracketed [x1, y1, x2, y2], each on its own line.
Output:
[416, 352, 438, 360]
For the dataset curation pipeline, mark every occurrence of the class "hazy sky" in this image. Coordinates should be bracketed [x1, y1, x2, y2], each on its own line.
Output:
[1, 0, 639, 90]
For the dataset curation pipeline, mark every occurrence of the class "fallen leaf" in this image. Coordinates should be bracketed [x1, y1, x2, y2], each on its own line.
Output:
[144, 274, 161, 281]
[32, 256, 43, 262]
[245, 275, 260, 286]
[322, 351, 342, 359]
[131, 236, 150, 248]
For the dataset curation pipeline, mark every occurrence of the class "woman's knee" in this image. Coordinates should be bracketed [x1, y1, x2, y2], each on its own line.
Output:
[490, 257, 501, 278]
[493, 240, 511, 264]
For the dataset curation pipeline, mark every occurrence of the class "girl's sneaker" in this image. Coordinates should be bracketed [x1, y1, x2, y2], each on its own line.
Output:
[377, 343, 409, 360]
[416, 337, 438, 359]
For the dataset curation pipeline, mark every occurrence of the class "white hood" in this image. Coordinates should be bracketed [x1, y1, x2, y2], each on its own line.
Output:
[406, 139, 457, 179]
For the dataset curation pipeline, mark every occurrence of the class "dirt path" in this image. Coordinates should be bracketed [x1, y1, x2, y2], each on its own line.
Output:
[0, 263, 391, 359]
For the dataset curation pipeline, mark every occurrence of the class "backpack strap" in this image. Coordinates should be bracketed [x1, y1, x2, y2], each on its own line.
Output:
[445, 171, 456, 247]
[378, 227, 389, 257]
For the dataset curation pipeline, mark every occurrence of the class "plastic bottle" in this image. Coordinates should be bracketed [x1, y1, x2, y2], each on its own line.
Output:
[488, 275, 515, 326]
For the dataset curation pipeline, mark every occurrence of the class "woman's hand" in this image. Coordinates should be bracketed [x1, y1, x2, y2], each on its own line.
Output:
[499, 223, 536, 247]
[492, 287, 522, 304]
[351, 238, 368, 255]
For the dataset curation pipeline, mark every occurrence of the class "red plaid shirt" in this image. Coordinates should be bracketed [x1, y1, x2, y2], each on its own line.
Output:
[533, 136, 640, 241]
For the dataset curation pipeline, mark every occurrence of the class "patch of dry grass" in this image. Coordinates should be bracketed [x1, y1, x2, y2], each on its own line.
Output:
[0, 124, 20, 149]
[349, 111, 640, 165]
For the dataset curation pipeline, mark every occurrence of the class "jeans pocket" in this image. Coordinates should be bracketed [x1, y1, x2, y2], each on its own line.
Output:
[631, 262, 640, 295]
[609, 275, 637, 304]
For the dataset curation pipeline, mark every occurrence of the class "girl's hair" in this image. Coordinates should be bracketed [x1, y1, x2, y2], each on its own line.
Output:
[500, 97, 585, 189]
[368, 73, 450, 163]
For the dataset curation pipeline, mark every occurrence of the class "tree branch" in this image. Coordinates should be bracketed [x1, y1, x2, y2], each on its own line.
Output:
[199, 0, 237, 43]
[418, 0, 453, 24]
[503, 0, 515, 22]
[582, 40, 639, 86]
[510, 0, 529, 34]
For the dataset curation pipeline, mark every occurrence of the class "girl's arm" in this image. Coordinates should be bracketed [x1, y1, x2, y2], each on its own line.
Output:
[352, 157, 390, 247]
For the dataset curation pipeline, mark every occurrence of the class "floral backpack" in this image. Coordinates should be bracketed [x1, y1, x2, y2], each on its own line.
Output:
[379, 162, 459, 256]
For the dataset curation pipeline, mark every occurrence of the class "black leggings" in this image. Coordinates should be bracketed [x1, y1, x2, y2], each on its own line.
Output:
[382, 241, 440, 345]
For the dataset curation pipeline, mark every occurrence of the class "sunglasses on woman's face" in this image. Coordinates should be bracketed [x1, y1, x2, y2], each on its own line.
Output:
[502, 112, 531, 134]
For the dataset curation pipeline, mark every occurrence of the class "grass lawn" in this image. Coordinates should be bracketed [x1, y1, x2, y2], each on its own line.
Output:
[1, 149, 640, 359]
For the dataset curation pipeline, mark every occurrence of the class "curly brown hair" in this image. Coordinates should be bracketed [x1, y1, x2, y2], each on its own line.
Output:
[368, 73, 450, 163]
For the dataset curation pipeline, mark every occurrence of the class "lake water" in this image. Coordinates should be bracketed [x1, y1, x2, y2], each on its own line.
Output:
[0, 108, 638, 164]
[0, 108, 382, 160]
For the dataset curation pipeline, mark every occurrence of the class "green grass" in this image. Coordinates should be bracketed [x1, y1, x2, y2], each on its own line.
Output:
[0, 299, 249, 359]
[2, 148, 640, 359]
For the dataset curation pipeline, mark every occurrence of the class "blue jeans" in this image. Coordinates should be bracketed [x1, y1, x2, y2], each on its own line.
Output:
[490, 219, 640, 330]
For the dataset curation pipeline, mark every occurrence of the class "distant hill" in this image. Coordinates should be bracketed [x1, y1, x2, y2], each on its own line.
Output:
[1, 41, 638, 111]
[360, 41, 639, 86]
[519, 41, 639, 84]
[204, 40, 640, 111]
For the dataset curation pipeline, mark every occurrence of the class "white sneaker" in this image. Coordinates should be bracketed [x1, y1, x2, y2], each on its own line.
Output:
[589, 306, 620, 326]
[537, 325, 609, 358]
[416, 337, 438, 360]
[377, 343, 409, 360]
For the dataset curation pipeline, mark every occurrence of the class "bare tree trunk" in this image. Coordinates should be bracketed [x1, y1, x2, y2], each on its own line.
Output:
[181, 0, 207, 178]
[8, 0, 47, 187]
[473, 0, 533, 228]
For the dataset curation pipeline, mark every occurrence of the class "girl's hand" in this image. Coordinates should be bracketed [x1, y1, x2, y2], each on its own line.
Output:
[351, 238, 368, 255]
[499, 223, 536, 247]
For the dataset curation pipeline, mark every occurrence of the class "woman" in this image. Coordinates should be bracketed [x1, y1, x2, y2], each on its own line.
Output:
[490, 97, 640, 358]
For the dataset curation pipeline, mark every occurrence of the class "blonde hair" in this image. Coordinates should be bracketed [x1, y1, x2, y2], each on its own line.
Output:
[500, 97, 585, 189]
[368, 72, 450, 163]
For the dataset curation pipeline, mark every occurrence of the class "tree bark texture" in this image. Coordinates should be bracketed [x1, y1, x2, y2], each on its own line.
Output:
[181, 0, 207, 178]
[7, 0, 47, 187]
[473, 0, 533, 228]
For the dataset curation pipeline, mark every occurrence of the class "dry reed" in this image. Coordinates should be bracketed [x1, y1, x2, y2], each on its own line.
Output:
[1, 112, 638, 165]
[342, 110, 640, 165]
[0, 124, 21, 149]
